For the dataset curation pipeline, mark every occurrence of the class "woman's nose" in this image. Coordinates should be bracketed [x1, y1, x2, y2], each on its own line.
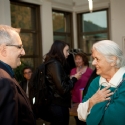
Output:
[92, 59, 96, 65]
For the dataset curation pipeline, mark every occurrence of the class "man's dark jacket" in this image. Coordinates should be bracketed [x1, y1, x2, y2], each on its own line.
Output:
[0, 61, 35, 125]
[20, 80, 27, 93]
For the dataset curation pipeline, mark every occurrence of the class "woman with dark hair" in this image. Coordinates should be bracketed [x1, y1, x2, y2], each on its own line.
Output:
[44, 40, 81, 125]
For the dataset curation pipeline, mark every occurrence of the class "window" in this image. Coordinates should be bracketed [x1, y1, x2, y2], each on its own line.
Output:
[52, 10, 73, 47]
[77, 9, 109, 54]
[10, 1, 42, 68]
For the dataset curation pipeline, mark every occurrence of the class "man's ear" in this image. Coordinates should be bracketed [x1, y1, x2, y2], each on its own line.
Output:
[0, 45, 7, 57]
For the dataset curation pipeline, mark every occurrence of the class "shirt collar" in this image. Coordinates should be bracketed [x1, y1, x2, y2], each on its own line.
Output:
[99, 66, 125, 87]
[0, 60, 15, 78]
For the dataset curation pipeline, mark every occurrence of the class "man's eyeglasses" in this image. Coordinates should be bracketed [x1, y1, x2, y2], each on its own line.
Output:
[6, 44, 23, 49]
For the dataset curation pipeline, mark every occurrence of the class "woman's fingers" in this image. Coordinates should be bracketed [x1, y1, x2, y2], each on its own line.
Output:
[105, 92, 114, 99]
[105, 97, 111, 100]
[94, 86, 113, 103]
[101, 85, 111, 91]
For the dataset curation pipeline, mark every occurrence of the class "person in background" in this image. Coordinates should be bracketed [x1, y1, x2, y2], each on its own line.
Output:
[20, 66, 33, 98]
[44, 40, 82, 125]
[0, 25, 35, 125]
[77, 40, 125, 125]
[66, 52, 76, 73]
[70, 52, 93, 125]
[83, 68, 98, 96]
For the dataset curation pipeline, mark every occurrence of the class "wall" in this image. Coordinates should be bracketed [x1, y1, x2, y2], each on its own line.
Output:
[74, 0, 109, 12]
[41, 1, 53, 56]
[0, 0, 11, 25]
[110, 0, 125, 53]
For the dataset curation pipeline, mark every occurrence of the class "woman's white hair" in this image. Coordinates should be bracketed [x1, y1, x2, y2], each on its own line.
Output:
[92, 40, 125, 68]
[0, 25, 20, 45]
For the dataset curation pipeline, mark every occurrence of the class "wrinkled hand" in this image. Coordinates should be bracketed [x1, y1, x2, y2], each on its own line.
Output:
[88, 86, 113, 110]
[74, 71, 82, 80]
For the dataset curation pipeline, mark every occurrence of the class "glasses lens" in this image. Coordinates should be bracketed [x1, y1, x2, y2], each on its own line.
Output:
[24, 71, 32, 74]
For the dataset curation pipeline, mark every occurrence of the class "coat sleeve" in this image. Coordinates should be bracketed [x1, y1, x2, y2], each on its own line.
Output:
[0, 78, 18, 125]
[46, 61, 77, 95]
[77, 77, 100, 121]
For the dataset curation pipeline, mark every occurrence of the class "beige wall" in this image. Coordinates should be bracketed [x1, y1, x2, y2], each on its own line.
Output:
[0, 0, 11, 25]
[110, 0, 125, 54]
[41, 1, 53, 56]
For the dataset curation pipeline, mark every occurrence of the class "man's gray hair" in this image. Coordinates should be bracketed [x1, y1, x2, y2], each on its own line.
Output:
[92, 40, 125, 68]
[0, 25, 20, 45]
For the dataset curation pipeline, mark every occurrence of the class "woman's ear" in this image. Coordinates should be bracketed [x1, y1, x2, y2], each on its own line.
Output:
[111, 56, 117, 67]
[111, 62, 116, 67]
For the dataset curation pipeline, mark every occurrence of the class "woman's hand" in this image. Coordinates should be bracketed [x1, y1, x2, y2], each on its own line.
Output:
[88, 86, 113, 111]
[74, 71, 82, 80]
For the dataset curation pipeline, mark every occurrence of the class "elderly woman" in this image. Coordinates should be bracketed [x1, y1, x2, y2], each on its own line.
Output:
[77, 40, 125, 125]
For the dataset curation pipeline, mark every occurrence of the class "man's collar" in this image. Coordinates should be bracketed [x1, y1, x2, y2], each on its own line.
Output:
[0, 60, 15, 78]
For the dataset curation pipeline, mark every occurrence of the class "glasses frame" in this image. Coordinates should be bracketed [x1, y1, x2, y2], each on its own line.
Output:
[6, 44, 23, 49]
[24, 71, 32, 75]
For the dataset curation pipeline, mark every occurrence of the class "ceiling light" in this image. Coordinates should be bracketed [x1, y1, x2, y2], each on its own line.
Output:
[88, 0, 93, 12]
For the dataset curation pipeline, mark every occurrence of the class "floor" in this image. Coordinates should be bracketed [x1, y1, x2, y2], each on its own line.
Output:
[36, 116, 76, 125]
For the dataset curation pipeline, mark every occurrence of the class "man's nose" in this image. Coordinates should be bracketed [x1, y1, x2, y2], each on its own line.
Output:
[21, 48, 25, 56]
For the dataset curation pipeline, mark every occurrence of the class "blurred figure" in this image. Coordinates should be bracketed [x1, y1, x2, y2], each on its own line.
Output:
[20, 66, 33, 98]
[44, 40, 82, 125]
[70, 52, 93, 103]
[66, 53, 76, 74]
[83, 68, 98, 96]
[0, 25, 35, 125]
[70, 52, 93, 125]
[78, 40, 125, 125]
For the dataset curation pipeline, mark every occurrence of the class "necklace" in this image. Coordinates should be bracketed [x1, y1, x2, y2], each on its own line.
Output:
[77, 66, 87, 74]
